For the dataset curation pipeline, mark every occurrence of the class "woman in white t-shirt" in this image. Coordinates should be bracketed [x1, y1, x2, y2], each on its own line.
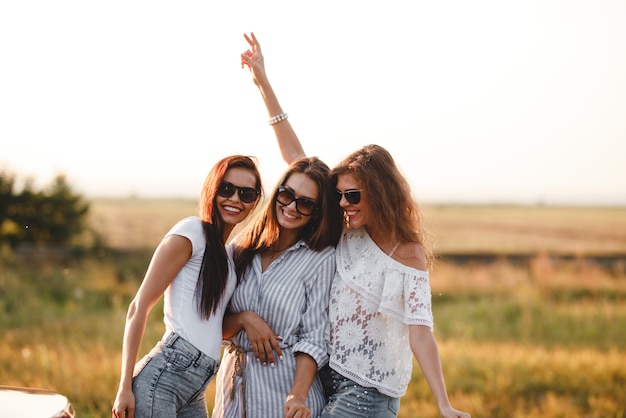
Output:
[112, 155, 262, 418]
[239, 32, 470, 418]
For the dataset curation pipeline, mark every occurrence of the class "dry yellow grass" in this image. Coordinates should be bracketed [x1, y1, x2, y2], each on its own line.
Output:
[401, 341, 626, 418]
[4, 334, 623, 417]
[88, 198, 626, 255]
[422, 204, 626, 255]
[87, 198, 199, 250]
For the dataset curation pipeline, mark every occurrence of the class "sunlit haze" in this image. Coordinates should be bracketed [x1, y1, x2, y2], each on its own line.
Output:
[1, 1, 625, 205]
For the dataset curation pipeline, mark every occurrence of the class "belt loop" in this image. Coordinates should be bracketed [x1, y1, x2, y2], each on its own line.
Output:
[165, 332, 179, 347]
[193, 351, 202, 367]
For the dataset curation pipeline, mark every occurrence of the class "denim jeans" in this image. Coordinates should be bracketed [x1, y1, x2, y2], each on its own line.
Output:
[132, 332, 219, 418]
[319, 365, 400, 418]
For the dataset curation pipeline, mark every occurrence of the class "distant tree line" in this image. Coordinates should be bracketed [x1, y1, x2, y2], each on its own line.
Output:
[0, 170, 90, 248]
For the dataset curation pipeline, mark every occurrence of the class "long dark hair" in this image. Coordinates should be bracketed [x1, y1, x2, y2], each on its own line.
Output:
[196, 155, 262, 318]
[233, 156, 342, 282]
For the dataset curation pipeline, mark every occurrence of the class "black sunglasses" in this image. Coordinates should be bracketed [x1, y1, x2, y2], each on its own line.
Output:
[217, 181, 259, 203]
[336, 189, 363, 205]
[276, 186, 317, 216]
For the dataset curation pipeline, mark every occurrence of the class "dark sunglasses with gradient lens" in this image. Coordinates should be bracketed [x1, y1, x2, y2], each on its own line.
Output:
[217, 181, 259, 204]
[276, 186, 318, 216]
[335, 189, 363, 205]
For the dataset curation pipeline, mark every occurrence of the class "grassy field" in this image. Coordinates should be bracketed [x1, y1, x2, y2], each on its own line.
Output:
[1, 199, 625, 417]
[87, 198, 626, 255]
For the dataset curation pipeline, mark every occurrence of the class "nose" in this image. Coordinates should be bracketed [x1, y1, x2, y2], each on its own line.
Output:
[286, 199, 298, 210]
[229, 191, 241, 202]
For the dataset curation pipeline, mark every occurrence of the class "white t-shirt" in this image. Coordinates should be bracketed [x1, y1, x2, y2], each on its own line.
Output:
[326, 227, 434, 397]
[162, 216, 237, 359]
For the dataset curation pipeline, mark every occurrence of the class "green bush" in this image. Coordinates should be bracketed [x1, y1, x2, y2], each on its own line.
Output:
[0, 171, 90, 248]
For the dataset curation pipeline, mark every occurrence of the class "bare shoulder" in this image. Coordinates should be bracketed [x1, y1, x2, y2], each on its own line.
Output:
[393, 241, 427, 271]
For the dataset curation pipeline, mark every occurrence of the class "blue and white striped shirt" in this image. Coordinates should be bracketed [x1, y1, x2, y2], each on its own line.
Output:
[213, 241, 336, 418]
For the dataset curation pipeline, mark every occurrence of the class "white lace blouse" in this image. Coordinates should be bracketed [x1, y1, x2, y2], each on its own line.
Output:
[326, 227, 434, 397]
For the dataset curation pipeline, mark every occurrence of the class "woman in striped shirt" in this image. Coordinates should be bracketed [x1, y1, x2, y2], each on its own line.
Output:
[212, 156, 343, 418]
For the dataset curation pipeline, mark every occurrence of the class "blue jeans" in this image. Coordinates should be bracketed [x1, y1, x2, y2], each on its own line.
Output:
[319, 365, 400, 418]
[132, 332, 219, 418]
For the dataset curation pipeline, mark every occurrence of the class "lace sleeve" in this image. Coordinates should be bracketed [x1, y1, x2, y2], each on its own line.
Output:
[378, 269, 433, 327]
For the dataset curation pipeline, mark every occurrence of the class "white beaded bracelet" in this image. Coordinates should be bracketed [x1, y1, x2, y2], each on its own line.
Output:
[268, 112, 288, 125]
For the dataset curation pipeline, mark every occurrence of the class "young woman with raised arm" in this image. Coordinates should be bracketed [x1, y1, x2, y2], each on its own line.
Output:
[236, 32, 471, 418]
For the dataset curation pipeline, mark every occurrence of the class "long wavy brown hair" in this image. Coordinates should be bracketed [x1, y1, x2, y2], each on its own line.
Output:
[329, 144, 433, 267]
[196, 155, 262, 318]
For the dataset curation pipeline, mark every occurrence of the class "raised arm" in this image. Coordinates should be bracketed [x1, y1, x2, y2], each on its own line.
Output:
[241, 32, 306, 165]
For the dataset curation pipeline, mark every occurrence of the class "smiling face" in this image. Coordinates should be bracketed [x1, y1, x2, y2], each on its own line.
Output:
[336, 173, 371, 230]
[275, 172, 319, 233]
[217, 167, 260, 227]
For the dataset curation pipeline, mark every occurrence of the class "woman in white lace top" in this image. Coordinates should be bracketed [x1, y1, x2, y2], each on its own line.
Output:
[238, 32, 470, 418]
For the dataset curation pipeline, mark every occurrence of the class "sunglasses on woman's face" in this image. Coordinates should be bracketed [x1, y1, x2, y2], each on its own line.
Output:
[217, 181, 259, 203]
[276, 186, 318, 216]
[336, 189, 363, 205]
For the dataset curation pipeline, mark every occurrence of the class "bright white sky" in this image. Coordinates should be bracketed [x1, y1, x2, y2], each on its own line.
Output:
[1, 1, 625, 205]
